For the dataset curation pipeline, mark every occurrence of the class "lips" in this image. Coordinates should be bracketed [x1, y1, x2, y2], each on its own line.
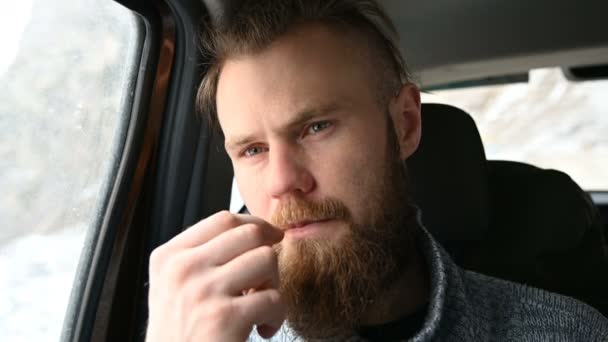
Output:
[285, 218, 332, 230]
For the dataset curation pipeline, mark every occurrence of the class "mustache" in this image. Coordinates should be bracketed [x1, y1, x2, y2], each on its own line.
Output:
[270, 196, 351, 230]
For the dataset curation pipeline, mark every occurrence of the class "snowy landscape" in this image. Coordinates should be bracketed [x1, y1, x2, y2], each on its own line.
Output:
[1, 0, 137, 340]
[1, 1, 607, 341]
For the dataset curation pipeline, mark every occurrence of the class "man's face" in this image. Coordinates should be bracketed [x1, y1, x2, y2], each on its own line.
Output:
[217, 23, 420, 241]
[216, 23, 421, 337]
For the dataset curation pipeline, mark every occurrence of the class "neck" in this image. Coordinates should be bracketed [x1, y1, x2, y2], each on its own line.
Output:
[360, 240, 429, 325]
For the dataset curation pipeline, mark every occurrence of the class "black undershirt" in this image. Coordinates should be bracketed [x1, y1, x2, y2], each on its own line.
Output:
[356, 304, 427, 341]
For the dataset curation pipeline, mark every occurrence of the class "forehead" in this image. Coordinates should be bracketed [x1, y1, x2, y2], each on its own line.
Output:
[215, 23, 378, 134]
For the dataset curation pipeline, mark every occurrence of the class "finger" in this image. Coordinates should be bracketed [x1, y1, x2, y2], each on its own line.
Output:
[151, 221, 284, 284]
[232, 288, 286, 338]
[200, 223, 283, 266]
[167, 211, 273, 249]
[219, 246, 280, 296]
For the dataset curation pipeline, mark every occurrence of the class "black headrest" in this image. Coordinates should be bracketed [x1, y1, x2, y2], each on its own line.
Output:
[408, 103, 490, 250]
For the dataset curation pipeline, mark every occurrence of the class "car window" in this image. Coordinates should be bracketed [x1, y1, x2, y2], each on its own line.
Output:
[0, 0, 139, 340]
[230, 178, 245, 213]
[422, 67, 608, 191]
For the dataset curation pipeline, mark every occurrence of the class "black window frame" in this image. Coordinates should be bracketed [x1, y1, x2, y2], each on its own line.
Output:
[61, 0, 233, 341]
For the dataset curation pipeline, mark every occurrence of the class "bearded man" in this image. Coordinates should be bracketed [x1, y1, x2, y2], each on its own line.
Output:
[144, 1, 608, 341]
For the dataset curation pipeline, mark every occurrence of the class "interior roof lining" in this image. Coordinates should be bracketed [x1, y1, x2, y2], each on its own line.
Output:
[380, 0, 608, 85]
[419, 46, 608, 87]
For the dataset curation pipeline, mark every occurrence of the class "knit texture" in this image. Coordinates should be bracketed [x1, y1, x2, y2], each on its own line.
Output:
[248, 227, 608, 341]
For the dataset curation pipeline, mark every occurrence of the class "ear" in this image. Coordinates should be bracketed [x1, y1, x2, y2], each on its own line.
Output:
[388, 83, 422, 159]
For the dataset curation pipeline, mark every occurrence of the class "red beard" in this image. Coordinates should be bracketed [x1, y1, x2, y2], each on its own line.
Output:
[270, 153, 416, 339]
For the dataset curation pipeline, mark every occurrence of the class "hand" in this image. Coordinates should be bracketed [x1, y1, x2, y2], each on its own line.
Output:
[145, 211, 286, 342]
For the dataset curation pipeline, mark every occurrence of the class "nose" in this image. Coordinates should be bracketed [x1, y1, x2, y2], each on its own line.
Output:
[266, 144, 315, 198]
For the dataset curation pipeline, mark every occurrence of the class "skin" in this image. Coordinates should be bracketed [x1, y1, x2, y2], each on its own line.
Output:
[146, 23, 423, 341]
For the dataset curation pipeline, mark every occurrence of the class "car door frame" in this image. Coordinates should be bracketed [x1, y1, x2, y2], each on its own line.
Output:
[61, 0, 232, 341]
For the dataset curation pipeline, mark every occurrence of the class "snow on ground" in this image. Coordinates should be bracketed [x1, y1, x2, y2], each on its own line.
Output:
[0, 227, 85, 342]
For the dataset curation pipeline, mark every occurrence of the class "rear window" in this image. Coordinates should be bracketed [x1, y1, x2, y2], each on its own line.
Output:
[421, 67, 608, 191]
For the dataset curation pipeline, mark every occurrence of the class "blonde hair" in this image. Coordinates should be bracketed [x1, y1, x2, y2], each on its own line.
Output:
[196, 0, 411, 130]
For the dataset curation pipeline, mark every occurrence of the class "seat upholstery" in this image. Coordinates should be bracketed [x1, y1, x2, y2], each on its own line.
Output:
[466, 160, 608, 315]
[410, 103, 608, 315]
[407, 103, 490, 259]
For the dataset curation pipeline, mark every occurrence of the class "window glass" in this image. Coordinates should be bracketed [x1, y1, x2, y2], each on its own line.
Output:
[230, 178, 245, 213]
[421, 67, 608, 190]
[0, 0, 139, 340]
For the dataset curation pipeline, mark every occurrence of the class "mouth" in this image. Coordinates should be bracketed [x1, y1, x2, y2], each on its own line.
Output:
[282, 218, 336, 238]
[285, 218, 332, 229]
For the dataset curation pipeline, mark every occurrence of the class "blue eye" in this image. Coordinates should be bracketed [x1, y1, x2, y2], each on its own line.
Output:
[243, 146, 267, 157]
[308, 121, 332, 134]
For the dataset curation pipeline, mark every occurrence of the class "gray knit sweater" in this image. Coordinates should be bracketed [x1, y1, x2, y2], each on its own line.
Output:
[248, 227, 608, 341]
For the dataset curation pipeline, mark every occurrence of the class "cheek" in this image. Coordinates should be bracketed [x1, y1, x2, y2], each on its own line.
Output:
[317, 135, 389, 221]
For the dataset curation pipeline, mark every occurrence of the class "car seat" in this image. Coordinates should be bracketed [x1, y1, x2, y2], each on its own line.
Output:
[409, 103, 608, 315]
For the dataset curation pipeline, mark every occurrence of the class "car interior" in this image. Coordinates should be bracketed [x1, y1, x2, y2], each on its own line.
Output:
[409, 103, 608, 315]
[58, 0, 608, 341]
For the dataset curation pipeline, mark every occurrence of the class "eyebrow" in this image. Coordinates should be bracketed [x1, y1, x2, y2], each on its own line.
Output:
[224, 103, 341, 153]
